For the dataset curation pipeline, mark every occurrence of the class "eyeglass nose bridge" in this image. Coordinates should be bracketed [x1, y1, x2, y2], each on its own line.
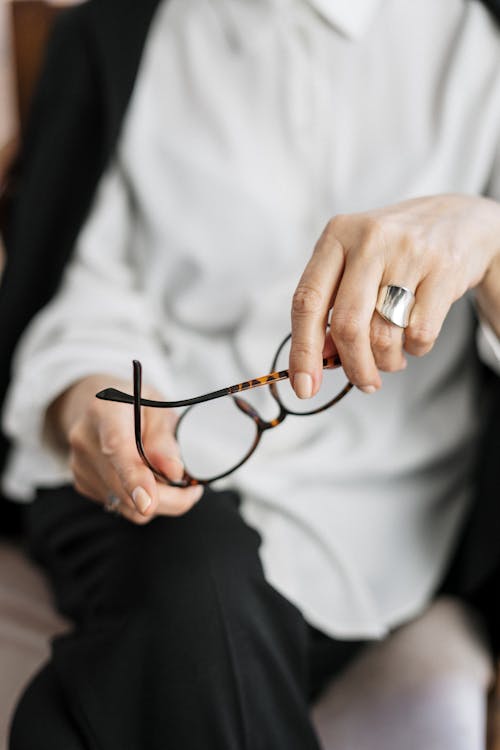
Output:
[233, 395, 287, 431]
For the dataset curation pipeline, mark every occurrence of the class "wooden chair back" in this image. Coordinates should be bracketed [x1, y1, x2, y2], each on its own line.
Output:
[11, 1, 60, 134]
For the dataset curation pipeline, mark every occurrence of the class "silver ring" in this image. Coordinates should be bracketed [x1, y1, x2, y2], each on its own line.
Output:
[104, 493, 121, 515]
[376, 285, 415, 328]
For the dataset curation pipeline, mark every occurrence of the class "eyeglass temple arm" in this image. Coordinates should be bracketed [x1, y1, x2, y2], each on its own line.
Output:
[95, 354, 342, 409]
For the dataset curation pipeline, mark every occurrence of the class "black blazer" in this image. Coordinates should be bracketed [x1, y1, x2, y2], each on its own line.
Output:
[1, 0, 499, 642]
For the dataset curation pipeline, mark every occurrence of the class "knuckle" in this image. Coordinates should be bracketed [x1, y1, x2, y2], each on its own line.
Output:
[323, 214, 346, 240]
[331, 312, 363, 344]
[344, 363, 370, 387]
[292, 284, 324, 316]
[362, 216, 385, 245]
[73, 475, 93, 500]
[371, 326, 395, 353]
[87, 398, 104, 421]
[406, 321, 436, 352]
[289, 340, 316, 364]
[402, 239, 421, 267]
[325, 215, 338, 234]
[67, 423, 87, 453]
[438, 247, 459, 270]
[356, 242, 376, 263]
[115, 465, 141, 493]
[100, 428, 125, 458]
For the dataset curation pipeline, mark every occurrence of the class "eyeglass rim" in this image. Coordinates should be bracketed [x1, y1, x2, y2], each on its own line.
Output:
[132, 334, 352, 486]
[268, 332, 353, 416]
[133, 363, 264, 487]
[173, 397, 263, 484]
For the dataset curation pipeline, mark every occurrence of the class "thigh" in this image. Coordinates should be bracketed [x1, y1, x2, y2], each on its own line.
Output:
[26, 484, 265, 624]
[9, 663, 86, 750]
[20, 485, 322, 750]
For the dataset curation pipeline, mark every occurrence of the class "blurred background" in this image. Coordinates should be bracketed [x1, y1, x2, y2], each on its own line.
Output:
[0, 4, 82, 747]
[0, 0, 81, 269]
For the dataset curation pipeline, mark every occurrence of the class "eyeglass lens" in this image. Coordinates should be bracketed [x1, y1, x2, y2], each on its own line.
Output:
[174, 334, 350, 483]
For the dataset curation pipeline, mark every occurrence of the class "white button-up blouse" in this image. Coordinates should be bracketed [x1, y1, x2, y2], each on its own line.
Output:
[3, 0, 500, 638]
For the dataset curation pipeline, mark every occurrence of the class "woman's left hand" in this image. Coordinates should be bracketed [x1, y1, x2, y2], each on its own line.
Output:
[289, 194, 500, 396]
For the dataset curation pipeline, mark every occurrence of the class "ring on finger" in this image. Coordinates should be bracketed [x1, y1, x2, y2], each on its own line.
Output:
[104, 493, 121, 515]
[376, 284, 415, 328]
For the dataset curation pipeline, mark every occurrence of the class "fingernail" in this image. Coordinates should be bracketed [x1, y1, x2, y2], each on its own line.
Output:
[293, 372, 313, 399]
[359, 385, 377, 394]
[132, 486, 152, 514]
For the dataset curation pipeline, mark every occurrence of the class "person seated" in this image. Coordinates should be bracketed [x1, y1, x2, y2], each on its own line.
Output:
[1, 1, 500, 748]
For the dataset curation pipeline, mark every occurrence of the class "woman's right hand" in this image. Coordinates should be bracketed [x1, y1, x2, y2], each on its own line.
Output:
[47, 375, 204, 524]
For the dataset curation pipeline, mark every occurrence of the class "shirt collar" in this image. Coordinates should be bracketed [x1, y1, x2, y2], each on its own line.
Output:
[305, 0, 382, 39]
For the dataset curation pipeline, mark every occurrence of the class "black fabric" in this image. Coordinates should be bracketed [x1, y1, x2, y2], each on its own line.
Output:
[441, 368, 500, 653]
[0, 0, 163, 506]
[9, 485, 363, 750]
[9, 665, 87, 750]
[485, 0, 500, 22]
[0, 0, 499, 647]
[0, 494, 22, 538]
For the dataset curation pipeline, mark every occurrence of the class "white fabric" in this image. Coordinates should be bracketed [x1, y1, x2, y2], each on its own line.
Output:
[306, 0, 381, 38]
[3, 0, 500, 639]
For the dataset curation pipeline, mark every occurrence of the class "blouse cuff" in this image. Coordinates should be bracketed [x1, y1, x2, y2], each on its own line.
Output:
[476, 318, 500, 376]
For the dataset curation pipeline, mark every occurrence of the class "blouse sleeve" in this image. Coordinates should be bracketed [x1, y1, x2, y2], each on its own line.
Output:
[2, 159, 170, 466]
[478, 140, 500, 376]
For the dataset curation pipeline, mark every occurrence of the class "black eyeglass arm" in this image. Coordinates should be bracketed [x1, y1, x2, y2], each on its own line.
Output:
[95, 355, 341, 409]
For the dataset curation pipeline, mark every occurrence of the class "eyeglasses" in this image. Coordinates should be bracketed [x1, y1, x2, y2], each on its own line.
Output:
[96, 333, 352, 487]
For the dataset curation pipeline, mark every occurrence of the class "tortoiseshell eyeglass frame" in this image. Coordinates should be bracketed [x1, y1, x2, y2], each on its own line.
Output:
[96, 333, 353, 488]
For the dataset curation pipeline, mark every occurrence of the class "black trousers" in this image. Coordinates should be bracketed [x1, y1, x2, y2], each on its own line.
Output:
[9, 486, 364, 750]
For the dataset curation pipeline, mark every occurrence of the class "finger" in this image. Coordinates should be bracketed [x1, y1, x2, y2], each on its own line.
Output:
[72, 459, 152, 525]
[99, 418, 202, 518]
[71, 447, 148, 517]
[116, 502, 154, 525]
[404, 273, 455, 357]
[155, 483, 204, 517]
[98, 419, 160, 518]
[143, 410, 185, 483]
[290, 229, 345, 397]
[71, 460, 104, 504]
[322, 333, 338, 359]
[329, 250, 383, 392]
[119, 484, 204, 523]
[77, 452, 202, 522]
[371, 310, 406, 372]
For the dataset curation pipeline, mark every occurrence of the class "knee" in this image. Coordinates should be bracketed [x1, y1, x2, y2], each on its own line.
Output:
[398, 673, 487, 749]
[401, 598, 493, 690]
[94, 488, 265, 650]
[379, 598, 492, 748]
